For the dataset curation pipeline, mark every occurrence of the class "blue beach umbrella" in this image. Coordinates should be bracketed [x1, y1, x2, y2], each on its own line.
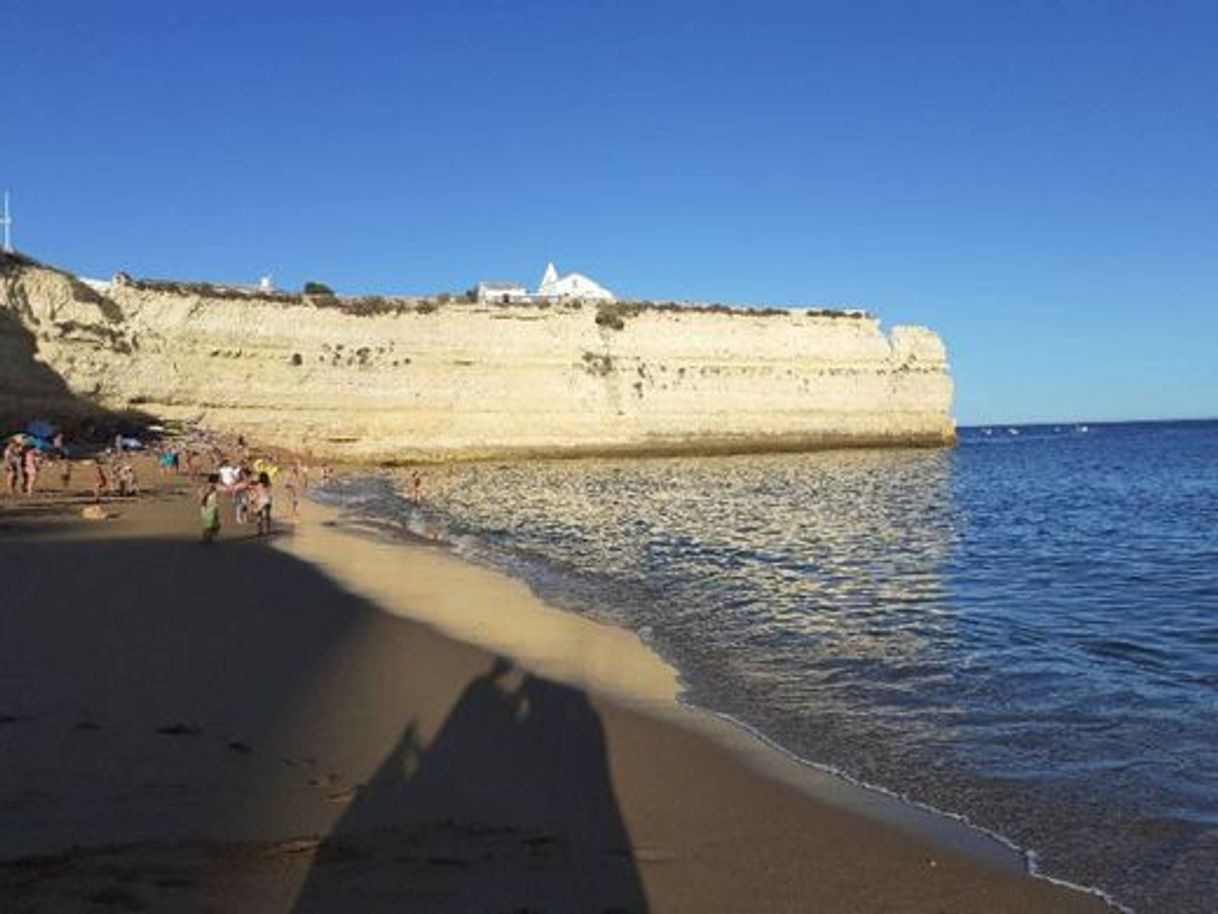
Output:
[26, 419, 56, 439]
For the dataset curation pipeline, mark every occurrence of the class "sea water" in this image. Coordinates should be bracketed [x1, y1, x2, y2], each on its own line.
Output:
[316, 420, 1218, 913]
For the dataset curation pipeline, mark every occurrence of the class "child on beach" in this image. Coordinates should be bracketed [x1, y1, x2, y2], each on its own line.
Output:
[91, 460, 109, 501]
[199, 474, 222, 543]
[253, 471, 273, 536]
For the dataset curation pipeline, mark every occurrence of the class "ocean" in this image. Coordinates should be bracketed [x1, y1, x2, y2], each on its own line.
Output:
[315, 420, 1218, 914]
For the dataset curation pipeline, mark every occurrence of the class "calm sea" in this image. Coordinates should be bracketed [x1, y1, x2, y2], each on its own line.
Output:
[317, 420, 1218, 913]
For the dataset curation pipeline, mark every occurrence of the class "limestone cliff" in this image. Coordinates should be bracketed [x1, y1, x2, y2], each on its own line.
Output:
[0, 254, 955, 460]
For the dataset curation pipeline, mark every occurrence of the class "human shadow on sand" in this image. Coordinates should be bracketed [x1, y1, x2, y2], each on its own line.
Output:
[0, 525, 647, 913]
[292, 657, 649, 914]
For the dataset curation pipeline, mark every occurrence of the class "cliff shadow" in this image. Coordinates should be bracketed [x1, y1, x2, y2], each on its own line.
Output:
[292, 657, 649, 914]
[0, 521, 646, 913]
[0, 306, 156, 437]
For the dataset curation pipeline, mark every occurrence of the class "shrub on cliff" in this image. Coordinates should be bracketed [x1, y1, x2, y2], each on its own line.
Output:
[304, 281, 334, 295]
[343, 296, 392, 316]
[595, 301, 643, 331]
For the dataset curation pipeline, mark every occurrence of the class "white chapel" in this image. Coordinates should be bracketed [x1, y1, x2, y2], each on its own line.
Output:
[537, 262, 615, 302]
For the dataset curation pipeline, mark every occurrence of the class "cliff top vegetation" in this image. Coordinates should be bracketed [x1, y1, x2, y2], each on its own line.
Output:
[2, 253, 871, 324]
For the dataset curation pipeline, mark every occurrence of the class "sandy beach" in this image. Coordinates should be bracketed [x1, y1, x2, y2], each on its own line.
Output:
[0, 462, 1118, 913]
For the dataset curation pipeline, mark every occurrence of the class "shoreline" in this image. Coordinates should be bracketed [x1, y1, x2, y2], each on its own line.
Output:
[0, 465, 1118, 912]
[290, 503, 1020, 857]
[350, 430, 958, 466]
[300, 495, 1132, 913]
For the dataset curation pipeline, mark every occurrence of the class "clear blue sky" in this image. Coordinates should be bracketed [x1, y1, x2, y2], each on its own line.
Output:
[4, 1, 1216, 425]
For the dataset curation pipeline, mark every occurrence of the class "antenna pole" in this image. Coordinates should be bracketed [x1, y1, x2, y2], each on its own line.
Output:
[1, 191, 11, 254]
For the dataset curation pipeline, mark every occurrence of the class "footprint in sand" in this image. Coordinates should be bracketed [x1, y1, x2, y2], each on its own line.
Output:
[271, 838, 322, 858]
[324, 787, 358, 803]
[306, 773, 342, 788]
[156, 722, 202, 736]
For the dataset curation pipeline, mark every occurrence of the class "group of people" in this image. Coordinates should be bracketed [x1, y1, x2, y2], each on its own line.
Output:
[3, 421, 374, 549]
[3, 427, 153, 501]
[4, 432, 72, 497]
[197, 454, 314, 543]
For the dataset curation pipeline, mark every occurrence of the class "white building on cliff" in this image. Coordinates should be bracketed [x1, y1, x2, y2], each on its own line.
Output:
[537, 262, 615, 302]
[476, 281, 530, 303]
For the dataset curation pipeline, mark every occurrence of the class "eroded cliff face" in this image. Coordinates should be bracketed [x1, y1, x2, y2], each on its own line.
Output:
[0, 256, 955, 460]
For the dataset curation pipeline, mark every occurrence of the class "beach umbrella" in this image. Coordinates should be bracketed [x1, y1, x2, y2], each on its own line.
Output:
[26, 419, 56, 439]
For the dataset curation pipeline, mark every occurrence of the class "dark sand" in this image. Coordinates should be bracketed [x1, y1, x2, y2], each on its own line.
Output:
[0, 466, 1117, 912]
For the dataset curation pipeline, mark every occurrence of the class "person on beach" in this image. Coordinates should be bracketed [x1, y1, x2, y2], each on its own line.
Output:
[234, 485, 250, 525]
[158, 447, 176, 477]
[3, 438, 23, 496]
[199, 473, 222, 543]
[283, 475, 299, 521]
[218, 462, 239, 489]
[410, 469, 423, 504]
[59, 451, 72, 491]
[22, 445, 41, 495]
[116, 459, 138, 497]
[52, 433, 71, 491]
[253, 471, 273, 536]
[91, 459, 109, 501]
[231, 464, 253, 524]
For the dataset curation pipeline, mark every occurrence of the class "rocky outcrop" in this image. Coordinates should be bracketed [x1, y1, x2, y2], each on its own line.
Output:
[0, 254, 955, 460]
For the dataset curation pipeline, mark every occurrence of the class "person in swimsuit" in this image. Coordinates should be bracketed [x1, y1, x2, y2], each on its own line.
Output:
[254, 472, 273, 536]
[22, 446, 41, 495]
[91, 459, 109, 501]
[199, 474, 222, 543]
[3, 439, 22, 496]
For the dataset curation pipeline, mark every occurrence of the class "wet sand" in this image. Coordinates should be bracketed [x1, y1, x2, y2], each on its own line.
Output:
[0, 465, 1117, 912]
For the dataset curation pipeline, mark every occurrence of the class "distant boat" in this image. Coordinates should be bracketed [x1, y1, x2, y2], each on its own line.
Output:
[1076, 425, 1090, 433]
[1007, 428, 1020, 436]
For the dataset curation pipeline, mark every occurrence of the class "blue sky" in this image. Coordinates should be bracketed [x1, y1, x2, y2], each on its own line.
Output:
[4, 1, 1215, 424]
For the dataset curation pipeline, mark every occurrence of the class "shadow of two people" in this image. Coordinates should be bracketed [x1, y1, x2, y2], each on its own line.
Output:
[293, 657, 649, 914]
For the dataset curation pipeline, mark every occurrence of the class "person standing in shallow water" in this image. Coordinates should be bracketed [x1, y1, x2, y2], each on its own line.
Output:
[199, 474, 222, 544]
